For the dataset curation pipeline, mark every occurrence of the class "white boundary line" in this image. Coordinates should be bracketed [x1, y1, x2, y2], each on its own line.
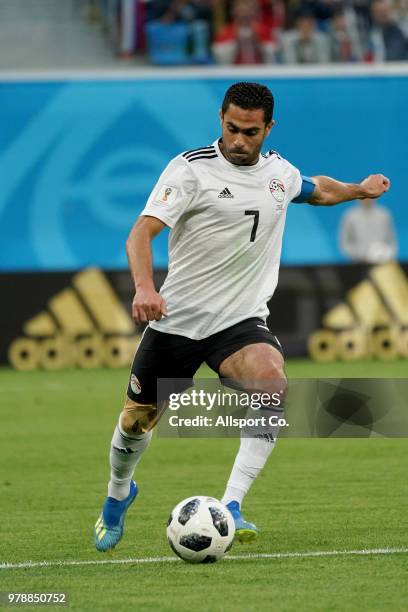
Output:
[1, 63, 408, 82]
[1, 548, 407, 570]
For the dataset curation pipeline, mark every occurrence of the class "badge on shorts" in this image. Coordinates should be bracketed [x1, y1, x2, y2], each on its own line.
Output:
[269, 179, 285, 203]
[156, 184, 178, 205]
[130, 374, 142, 394]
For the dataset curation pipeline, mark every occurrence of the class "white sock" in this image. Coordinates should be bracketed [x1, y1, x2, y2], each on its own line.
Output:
[108, 421, 152, 500]
[221, 430, 277, 507]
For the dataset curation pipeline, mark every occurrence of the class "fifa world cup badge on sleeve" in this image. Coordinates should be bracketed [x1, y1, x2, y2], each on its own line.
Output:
[156, 184, 178, 205]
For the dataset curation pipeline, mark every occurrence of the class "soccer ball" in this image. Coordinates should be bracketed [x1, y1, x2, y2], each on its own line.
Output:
[166, 496, 235, 563]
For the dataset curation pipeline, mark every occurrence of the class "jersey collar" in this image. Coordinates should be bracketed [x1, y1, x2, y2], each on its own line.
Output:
[214, 139, 265, 172]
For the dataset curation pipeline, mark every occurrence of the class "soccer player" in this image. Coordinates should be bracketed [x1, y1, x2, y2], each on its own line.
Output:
[94, 82, 390, 551]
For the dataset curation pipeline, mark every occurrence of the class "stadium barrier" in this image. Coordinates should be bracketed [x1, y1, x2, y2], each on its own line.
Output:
[1, 262, 407, 368]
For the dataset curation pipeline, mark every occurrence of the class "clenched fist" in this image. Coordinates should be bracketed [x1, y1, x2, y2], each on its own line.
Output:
[132, 287, 168, 323]
[360, 174, 391, 199]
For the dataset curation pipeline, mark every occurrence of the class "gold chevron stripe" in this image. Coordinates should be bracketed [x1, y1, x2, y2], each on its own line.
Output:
[370, 262, 408, 325]
[24, 312, 57, 337]
[48, 288, 95, 335]
[73, 268, 134, 334]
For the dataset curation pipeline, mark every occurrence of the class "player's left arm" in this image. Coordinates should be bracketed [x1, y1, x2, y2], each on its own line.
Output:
[306, 174, 391, 206]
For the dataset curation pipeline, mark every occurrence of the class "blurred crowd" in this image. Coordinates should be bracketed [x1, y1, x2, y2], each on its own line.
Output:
[89, 0, 408, 64]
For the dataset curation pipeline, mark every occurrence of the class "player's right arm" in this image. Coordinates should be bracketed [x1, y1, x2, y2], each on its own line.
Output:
[127, 155, 198, 324]
[126, 216, 168, 323]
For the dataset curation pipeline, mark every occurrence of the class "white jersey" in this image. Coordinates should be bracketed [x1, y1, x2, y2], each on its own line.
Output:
[141, 139, 302, 340]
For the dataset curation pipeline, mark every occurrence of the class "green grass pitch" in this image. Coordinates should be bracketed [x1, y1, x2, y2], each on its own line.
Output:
[1, 360, 407, 611]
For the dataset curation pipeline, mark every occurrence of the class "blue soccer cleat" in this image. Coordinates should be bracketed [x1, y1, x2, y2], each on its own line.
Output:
[226, 501, 259, 543]
[94, 480, 138, 552]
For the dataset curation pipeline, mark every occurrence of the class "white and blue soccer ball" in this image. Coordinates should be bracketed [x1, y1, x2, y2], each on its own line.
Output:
[166, 496, 235, 563]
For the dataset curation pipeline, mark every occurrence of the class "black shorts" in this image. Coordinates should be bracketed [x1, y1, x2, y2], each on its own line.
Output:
[127, 318, 283, 405]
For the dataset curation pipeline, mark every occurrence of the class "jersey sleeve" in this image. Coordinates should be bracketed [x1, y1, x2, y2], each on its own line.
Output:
[277, 157, 316, 203]
[276, 158, 306, 203]
[140, 156, 197, 228]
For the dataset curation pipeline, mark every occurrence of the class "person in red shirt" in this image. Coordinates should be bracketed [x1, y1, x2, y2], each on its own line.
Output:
[259, 0, 286, 31]
[212, 0, 277, 64]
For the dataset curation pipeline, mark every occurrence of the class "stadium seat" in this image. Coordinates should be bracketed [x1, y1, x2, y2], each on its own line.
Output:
[146, 21, 191, 65]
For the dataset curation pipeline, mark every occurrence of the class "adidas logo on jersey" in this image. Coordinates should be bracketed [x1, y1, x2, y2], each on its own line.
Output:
[218, 187, 234, 199]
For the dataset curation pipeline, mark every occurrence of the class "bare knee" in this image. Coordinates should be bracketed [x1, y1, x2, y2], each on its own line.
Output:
[242, 347, 287, 395]
[248, 365, 288, 401]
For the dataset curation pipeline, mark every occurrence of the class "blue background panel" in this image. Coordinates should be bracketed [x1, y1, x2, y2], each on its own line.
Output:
[0, 75, 406, 271]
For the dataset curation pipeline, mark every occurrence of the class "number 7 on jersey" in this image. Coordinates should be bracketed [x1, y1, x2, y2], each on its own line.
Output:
[245, 210, 259, 242]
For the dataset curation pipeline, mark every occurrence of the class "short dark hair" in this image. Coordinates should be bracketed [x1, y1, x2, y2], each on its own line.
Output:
[222, 82, 274, 124]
